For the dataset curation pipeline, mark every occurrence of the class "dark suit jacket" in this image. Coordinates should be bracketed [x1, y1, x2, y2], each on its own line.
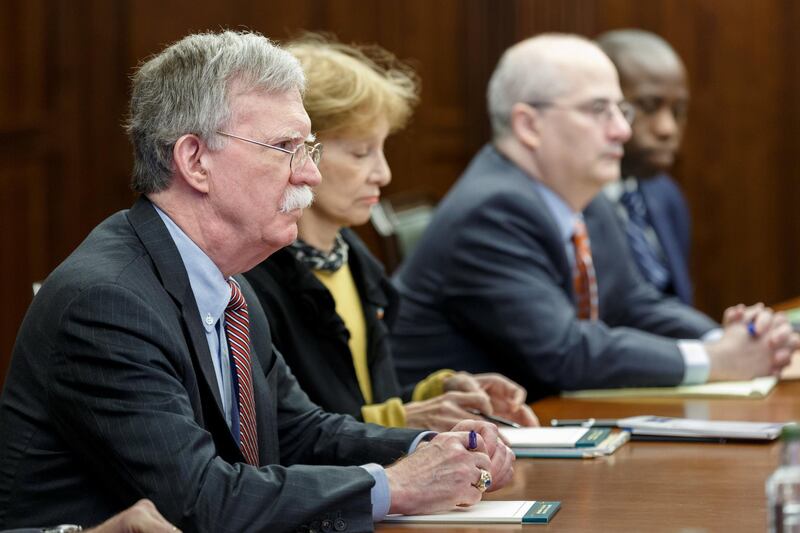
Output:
[638, 174, 693, 305]
[391, 145, 717, 399]
[244, 229, 407, 421]
[0, 197, 419, 533]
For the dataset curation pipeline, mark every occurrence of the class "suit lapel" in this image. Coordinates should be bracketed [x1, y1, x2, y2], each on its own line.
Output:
[486, 147, 574, 297]
[638, 179, 684, 285]
[127, 197, 226, 418]
[526, 182, 574, 298]
[274, 247, 367, 403]
[282, 251, 352, 349]
[343, 230, 394, 365]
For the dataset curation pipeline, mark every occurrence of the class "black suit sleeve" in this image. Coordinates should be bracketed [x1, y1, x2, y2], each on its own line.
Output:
[48, 282, 414, 533]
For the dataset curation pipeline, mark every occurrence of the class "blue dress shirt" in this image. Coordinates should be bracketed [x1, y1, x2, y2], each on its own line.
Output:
[155, 206, 241, 438]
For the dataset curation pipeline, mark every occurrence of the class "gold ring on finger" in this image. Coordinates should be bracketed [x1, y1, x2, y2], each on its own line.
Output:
[471, 468, 492, 492]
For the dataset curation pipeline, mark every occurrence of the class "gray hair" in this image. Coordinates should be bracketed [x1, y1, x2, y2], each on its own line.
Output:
[126, 30, 305, 193]
[486, 33, 600, 139]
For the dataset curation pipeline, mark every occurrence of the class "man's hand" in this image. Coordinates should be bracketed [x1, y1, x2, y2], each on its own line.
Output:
[708, 304, 800, 381]
[444, 371, 539, 426]
[385, 430, 494, 515]
[721, 302, 763, 327]
[87, 499, 178, 533]
[763, 312, 799, 373]
[449, 420, 515, 492]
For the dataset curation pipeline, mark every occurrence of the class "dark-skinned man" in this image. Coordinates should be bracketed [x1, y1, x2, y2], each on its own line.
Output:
[597, 29, 694, 304]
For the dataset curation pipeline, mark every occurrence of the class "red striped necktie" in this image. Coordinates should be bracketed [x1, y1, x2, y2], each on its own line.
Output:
[225, 279, 259, 466]
[572, 220, 599, 320]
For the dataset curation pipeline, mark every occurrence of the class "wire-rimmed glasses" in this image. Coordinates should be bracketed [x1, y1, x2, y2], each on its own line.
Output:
[526, 99, 636, 125]
[216, 130, 323, 172]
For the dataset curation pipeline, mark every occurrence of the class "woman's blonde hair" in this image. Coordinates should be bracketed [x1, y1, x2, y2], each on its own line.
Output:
[287, 33, 419, 136]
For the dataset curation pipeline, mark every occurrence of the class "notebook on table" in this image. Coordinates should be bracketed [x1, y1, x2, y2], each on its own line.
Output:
[618, 415, 786, 442]
[511, 430, 630, 458]
[384, 500, 561, 524]
[499, 426, 611, 448]
[498, 426, 628, 458]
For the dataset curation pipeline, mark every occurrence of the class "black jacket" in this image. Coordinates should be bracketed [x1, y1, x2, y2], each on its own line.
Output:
[244, 229, 406, 421]
[0, 198, 419, 532]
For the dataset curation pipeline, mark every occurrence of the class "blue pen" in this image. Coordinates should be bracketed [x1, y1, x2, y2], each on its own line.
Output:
[747, 319, 758, 338]
[468, 430, 478, 450]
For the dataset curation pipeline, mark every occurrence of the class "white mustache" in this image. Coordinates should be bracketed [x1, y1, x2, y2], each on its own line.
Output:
[279, 185, 314, 213]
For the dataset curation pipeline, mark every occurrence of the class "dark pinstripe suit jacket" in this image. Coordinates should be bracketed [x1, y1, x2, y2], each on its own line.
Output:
[0, 197, 418, 533]
[638, 174, 693, 305]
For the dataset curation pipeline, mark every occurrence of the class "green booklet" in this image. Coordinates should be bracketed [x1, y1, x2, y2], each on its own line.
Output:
[384, 500, 561, 524]
[512, 430, 630, 459]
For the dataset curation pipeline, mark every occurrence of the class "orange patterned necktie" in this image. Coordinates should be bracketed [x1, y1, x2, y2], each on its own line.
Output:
[225, 279, 259, 466]
[572, 220, 599, 320]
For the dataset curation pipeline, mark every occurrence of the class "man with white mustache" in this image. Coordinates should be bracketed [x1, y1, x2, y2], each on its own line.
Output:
[391, 33, 799, 399]
[0, 31, 512, 533]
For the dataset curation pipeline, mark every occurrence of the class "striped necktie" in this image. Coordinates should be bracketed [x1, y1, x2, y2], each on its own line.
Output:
[619, 189, 670, 291]
[572, 220, 599, 320]
[225, 279, 259, 466]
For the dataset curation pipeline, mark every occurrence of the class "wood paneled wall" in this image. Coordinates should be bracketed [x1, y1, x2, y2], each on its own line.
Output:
[3, 0, 800, 384]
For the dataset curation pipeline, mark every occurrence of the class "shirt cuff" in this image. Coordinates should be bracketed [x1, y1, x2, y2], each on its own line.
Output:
[677, 339, 711, 384]
[701, 327, 724, 342]
[408, 431, 436, 453]
[361, 433, 436, 521]
[360, 463, 390, 522]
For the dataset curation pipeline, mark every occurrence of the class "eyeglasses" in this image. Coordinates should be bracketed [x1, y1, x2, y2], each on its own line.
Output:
[633, 96, 689, 122]
[526, 99, 636, 125]
[216, 131, 323, 172]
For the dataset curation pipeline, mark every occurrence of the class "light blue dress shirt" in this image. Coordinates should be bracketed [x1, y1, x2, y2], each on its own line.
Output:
[530, 181, 711, 385]
[154, 206, 426, 521]
[155, 206, 241, 438]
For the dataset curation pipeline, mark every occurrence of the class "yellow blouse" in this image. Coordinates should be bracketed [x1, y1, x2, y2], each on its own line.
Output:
[313, 265, 371, 403]
[314, 265, 454, 427]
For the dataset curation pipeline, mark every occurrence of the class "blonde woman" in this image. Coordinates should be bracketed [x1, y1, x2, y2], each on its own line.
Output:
[244, 35, 537, 431]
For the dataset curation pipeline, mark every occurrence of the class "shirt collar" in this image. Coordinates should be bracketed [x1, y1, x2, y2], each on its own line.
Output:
[604, 176, 640, 202]
[530, 180, 581, 243]
[154, 205, 230, 333]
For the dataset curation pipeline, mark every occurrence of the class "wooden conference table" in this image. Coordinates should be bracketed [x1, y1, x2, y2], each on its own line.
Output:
[378, 380, 800, 532]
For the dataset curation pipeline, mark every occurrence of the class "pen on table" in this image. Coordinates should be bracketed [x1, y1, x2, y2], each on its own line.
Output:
[465, 408, 522, 428]
[550, 418, 619, 428]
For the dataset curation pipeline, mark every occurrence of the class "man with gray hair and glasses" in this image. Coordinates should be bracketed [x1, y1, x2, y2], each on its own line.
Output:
[0, 31, 513, 532]
[391, 33, 798, 399]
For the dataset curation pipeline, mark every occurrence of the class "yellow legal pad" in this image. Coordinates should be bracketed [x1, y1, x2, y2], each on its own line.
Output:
[562, 376, 778, 400]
